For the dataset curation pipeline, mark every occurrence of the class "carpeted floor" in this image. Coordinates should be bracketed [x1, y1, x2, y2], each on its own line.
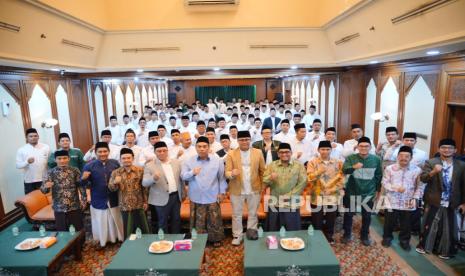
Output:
[53, 215, 407, 276]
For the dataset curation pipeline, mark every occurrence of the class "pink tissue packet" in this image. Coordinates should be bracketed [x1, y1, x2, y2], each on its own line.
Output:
[174, 240, 192, 251]
[266, 235, 278, 249]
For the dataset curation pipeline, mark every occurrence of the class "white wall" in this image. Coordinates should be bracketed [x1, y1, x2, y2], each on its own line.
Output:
[378, 77, 399, 142]
[115, 85, 125, 121]
[404, 76, 435, 156]
[55, 85, 73, 144]
[327, 81, 336, 128]
[365, 78, 377, 141]
[28, 85, 56, 151]
[94, 86, 106, 135]
[0, 86, 26, 212]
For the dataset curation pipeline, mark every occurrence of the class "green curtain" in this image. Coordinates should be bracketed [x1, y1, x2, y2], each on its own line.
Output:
[194, 85, 256, 104]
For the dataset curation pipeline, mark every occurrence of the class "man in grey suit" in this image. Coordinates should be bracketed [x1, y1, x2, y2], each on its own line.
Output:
[143, 141, 184, 233]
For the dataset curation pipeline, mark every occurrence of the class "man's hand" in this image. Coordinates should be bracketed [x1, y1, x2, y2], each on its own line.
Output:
[231, 169, 240, 177]
[143, 203, 148, 211]
[296, 152, 303, 159]
[45, 181, 53, 188]
[193, 167, 202, 176]
[394, 140, 402, 146]
[177, 149, 184, 158]
[82, 171, 91, 180]
[317, 166, 326, 175]
[397, 186, 406, 193]
[331, 142, 337, 148]
[194, 133, 200, 139]
[376, 142, 384, 152]
[432, 164, 443, 175]
[312, 135, 319, 141]
[114, 176, 122, 184]
[27, 157, 35, 164]
[153, 171, 161, 181]
[270, 172, 278, 181]
[352, 162, 363, 169]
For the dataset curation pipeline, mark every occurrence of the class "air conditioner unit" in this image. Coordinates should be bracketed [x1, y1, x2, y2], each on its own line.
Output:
[185, 0, 239, 6]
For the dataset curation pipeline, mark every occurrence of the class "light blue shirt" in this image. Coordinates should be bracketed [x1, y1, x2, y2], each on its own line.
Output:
[181, 154, 227, 204]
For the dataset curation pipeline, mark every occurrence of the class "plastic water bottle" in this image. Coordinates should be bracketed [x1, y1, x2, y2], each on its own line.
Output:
[307, 224, 314, 236]
[279, 226, 286, 237]
[257, 226, 264, 238]
[136, 227, 142, 239]
[191, 228, 198, 240]
[12, 225, 19, 236]
[39, 224, 46, 237]
[158, 228, 164, 240]
[69, 224, 76, 236]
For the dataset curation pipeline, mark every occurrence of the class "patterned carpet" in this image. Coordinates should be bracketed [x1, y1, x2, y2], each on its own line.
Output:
[54, 215, 406, 276]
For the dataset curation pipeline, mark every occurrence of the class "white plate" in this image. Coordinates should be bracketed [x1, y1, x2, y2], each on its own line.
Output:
[15, 238, 42, 251]
[148, 240, 174, 254]
[280, 237, 305, 251]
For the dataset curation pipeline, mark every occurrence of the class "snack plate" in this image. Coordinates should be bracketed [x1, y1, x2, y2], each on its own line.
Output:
[279, 237, 305, 251]
[148, 240, 174, 254]
[15, 238, 42, 251]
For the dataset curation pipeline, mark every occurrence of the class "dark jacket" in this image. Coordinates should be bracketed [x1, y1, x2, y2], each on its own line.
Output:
[262, 117, 281, 131]
[252, 140, 281, 162]
[420, 157, 465, 208]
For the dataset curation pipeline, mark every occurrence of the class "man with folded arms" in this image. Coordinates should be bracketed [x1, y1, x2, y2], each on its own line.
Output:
[41, 150, 86, 232]
[342, 136, 382, 246]
[143, 142, 184, 234]
[109, 148, 150, 239]
[181, 136, 227, 247]
[225, 130, 266, 245]
[263, 142, 306, 231]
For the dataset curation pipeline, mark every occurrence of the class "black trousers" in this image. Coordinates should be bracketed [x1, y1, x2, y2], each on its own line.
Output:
[266, 208, 301, 231]
[311, 204, 338, 240]
[343, 196, 374, 239]
[148, 204, 159, 233]
[54, 209, 84, 231]
[418, 205, 458, 255]
[155, 193, 181, 234]
[24, 181, 42, 194]
[411, 206, 422, 233]
[383, 209, 412, 244]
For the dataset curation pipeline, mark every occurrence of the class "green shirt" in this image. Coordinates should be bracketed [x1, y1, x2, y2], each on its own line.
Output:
[343, 153, 382, 198]
[263, 159, 307, 208]
[48, 148, 85, 172]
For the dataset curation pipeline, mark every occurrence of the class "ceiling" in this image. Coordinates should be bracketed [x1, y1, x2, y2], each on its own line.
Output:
[34, 0, 364, 31]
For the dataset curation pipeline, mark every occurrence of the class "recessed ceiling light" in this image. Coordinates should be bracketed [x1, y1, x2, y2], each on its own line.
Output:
[290, 65, 298, 69]
[426, 50, 440, 55]
[213, 67, 221, 71]
[369, 60, 378, 64]
[134, 77, 139, 81]
[50, 68, 60, 71]
[137, 69, 144, 73]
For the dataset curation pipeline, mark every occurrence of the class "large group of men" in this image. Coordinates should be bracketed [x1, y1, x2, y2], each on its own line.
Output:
[15, 97, 465, 259]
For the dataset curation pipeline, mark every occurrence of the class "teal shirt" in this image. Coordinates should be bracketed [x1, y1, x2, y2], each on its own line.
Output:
[48, 148, 85, 172]
[343, 153, 382, 198]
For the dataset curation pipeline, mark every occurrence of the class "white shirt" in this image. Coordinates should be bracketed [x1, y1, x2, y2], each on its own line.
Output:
[178, 125, 196, 138]
[16, 143, 50, 183]
[276, 112, 286, 120]
[289, 137, 315, 164]
[83, 143, 120, 162]
[177, 146, 197, 164]
[302, 114, 321, 130]
[249, 127, 263, 143]
[387, 146, 427, 167]
[274, 131, 295, 144]
[138, 145, 156, 166]
[161, 161, 178, 193]
[237, 120, 250, 131]
[106, 125, 123, 145]
[160, 136, 174, 147]
[230, 138, 239, 150]
[169, 143, 183, 160]
[120, 123, 134, 136]
[308, 131, 324, 147]
[135, 128, 150, 148]
[240, 149, 252, 195]
[342, 139, 375, 157]
[210, 141, 223, 154]
[146, 120, 159, 131]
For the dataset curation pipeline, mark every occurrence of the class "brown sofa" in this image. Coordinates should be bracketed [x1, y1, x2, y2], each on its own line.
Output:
[15, 190, 55, 229]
